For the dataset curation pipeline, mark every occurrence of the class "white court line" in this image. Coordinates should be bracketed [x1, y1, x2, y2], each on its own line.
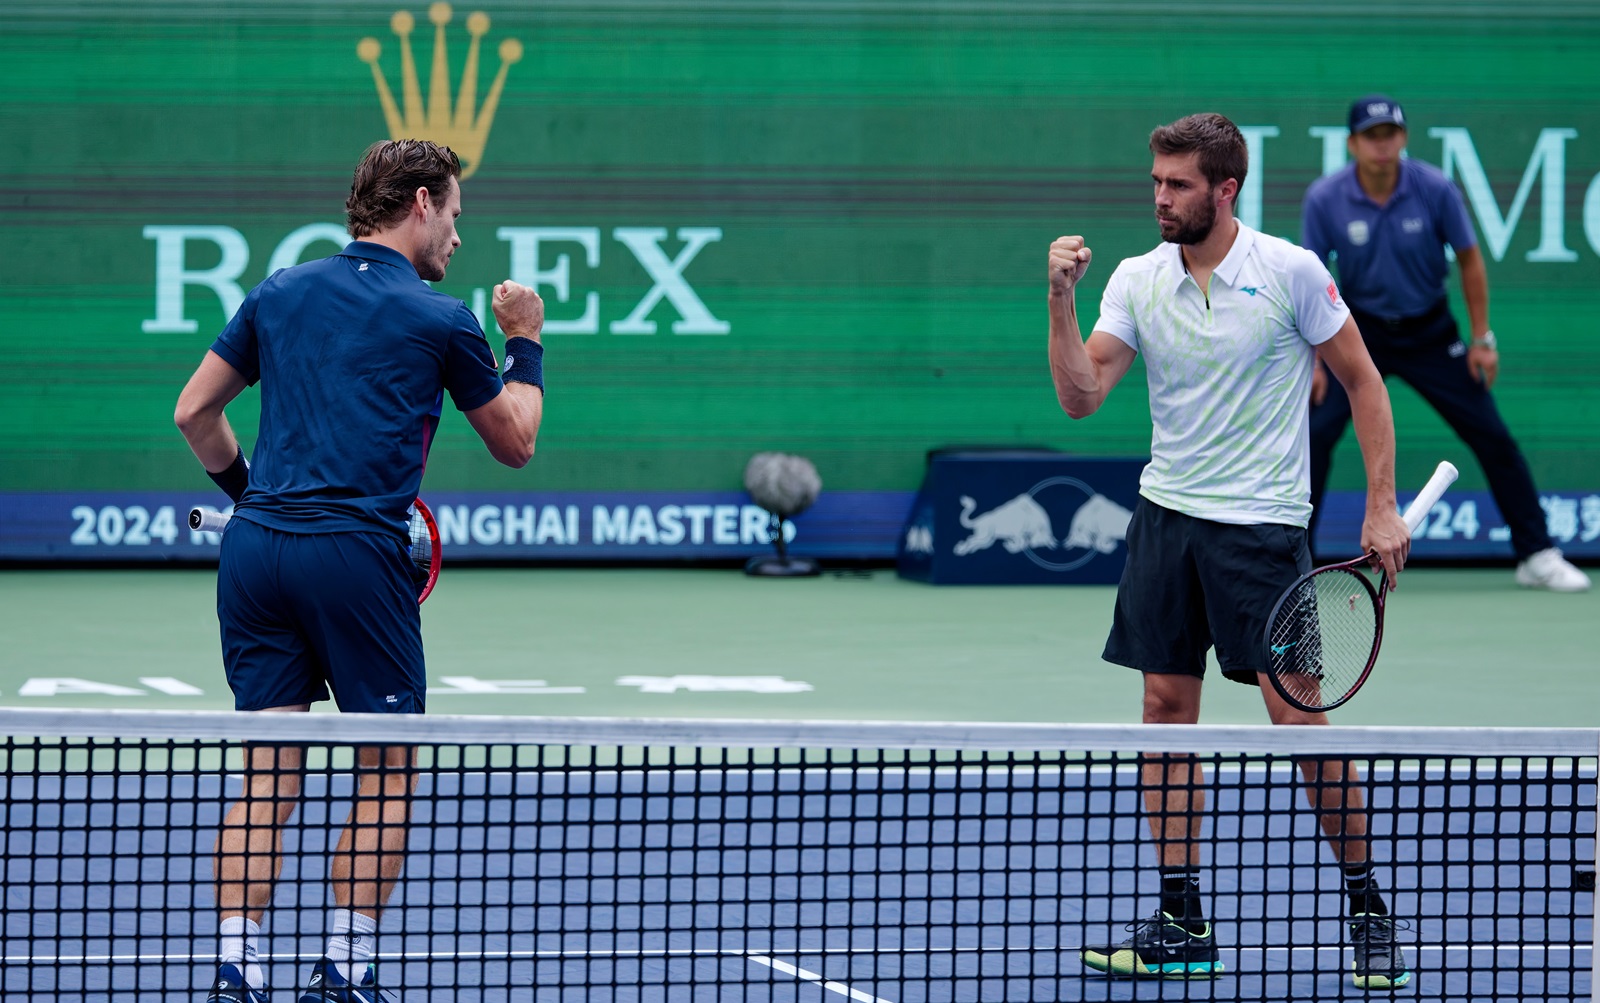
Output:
[4, 943, 1591, 965]
[746, 955, 896, 1003]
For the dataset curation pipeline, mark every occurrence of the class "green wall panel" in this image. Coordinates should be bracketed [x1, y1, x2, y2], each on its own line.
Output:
[6, 1, 1598, 496]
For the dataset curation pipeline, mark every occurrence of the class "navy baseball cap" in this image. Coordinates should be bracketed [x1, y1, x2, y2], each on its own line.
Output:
[1349, 94, 1406, 133]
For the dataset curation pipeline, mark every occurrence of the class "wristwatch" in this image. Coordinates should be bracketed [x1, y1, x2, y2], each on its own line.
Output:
[1471, 330, 1497, 349]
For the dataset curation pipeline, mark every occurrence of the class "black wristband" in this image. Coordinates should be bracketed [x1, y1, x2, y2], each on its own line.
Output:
[502, 337, 544, 390]
[207, 446, 250, 504]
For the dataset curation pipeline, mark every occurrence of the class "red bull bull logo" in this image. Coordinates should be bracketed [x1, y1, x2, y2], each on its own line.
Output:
[954, 477, 1132, 572]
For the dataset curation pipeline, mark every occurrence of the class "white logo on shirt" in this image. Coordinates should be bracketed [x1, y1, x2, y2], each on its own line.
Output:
[1402, 218, 1425, 233]
[358, 262, 369, 271]
[1347, 220, 1370, 246]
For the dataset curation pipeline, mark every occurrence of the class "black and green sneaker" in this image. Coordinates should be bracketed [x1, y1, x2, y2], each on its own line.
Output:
[1080, 911, 1224, 978]
[1350, 914, 1413, 990]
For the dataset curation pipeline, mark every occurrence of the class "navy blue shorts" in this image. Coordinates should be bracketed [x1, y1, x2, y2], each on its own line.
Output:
[1103, 499, 1311, 685]
[217, 517, 424, 713]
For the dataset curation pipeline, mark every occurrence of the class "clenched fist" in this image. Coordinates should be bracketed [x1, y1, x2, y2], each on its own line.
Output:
[1049, 236, 1092, 293]
[492, 280, 544, 341]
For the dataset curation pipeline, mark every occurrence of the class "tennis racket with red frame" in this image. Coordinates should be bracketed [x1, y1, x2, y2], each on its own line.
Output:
[1264, 461, 1459, 713]
[189, 498, 443, 604]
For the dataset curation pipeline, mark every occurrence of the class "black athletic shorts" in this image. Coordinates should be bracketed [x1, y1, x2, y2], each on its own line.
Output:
[1103, 498, 1311, 685]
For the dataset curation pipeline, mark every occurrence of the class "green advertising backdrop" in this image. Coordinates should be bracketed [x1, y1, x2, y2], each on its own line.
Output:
[7, 1, 1600, 500]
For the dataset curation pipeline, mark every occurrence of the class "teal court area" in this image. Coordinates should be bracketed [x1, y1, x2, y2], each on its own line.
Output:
[3, 567, 1594, 726]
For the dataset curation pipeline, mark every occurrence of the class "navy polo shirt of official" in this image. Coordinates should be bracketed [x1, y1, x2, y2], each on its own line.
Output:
[210, 240, 504, 538]
[1301, 159, 1478, 320]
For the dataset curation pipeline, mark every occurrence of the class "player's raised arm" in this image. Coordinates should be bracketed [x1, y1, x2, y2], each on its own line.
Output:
[1047, 235, 1136, 419]
[465, 280, 545, 468]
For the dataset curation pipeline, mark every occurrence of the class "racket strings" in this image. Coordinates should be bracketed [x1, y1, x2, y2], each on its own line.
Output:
[1268, 569, 1378, 708]
[407, 507, 435, 594]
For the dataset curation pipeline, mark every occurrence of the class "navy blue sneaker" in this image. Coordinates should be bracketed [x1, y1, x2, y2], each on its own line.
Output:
[297, 958, 391, 1003]
[1350, 914, 1413, 991]
[203, 963, 268, 1003]
[1080, 911, 1224, 978]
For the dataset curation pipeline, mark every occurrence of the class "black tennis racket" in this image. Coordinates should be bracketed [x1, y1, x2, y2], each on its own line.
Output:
[1264, 461, 1459, 713]
[189, 499, 443, 604]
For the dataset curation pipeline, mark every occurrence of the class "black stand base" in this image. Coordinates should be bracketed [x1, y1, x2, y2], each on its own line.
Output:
[744, 555, 821, 577]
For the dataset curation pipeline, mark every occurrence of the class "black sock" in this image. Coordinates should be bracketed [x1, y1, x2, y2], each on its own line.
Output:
[1342, 863, 1389, 917]
[1159, 866, 1207, 934]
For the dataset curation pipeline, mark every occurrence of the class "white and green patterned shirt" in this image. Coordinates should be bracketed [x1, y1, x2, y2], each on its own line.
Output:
[1094, 222, 1349, 527]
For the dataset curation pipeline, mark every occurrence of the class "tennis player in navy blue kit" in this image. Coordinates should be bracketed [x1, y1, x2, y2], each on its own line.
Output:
[175, 140, 546, 1003]
[1302, 95, 1589, 592]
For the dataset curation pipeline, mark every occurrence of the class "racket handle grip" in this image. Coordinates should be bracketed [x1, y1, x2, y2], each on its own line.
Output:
[189, 507, 231, 533]
[1401, 461, 1460, 534]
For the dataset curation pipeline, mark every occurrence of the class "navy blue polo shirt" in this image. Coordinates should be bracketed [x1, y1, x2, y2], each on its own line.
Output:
[210, 241, 503, 538]
[1301, 159, 1478, 319]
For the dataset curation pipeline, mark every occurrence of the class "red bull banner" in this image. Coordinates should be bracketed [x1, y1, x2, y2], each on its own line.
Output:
[896, 452, 1145, 585]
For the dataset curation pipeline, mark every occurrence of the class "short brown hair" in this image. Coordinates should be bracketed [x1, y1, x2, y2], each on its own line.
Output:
[345, 139, 462, 238]
[1149, 113, 1248, 194]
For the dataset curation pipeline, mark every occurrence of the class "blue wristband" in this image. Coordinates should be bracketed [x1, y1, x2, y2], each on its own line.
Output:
[502, 337, 544, 390]
[207, 446, 250, 504]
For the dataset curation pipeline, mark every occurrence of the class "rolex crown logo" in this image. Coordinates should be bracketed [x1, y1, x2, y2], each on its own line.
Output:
[357, 3, 522, 179]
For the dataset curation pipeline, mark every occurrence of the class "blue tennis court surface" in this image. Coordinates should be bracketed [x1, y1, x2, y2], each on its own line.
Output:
[3, 746, 1592, 1002]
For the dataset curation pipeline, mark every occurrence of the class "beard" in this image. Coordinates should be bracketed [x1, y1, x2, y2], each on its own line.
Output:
[1157, 200, 1218, 245]
[416, 227, 453, 281]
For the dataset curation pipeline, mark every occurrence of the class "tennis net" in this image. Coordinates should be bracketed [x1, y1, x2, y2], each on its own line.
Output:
[0, 709, 1593, 1001]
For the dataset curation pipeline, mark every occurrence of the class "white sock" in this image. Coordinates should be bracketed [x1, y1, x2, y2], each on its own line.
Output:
[218, 916, 266, 988]
[325, 909, 379, 984]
